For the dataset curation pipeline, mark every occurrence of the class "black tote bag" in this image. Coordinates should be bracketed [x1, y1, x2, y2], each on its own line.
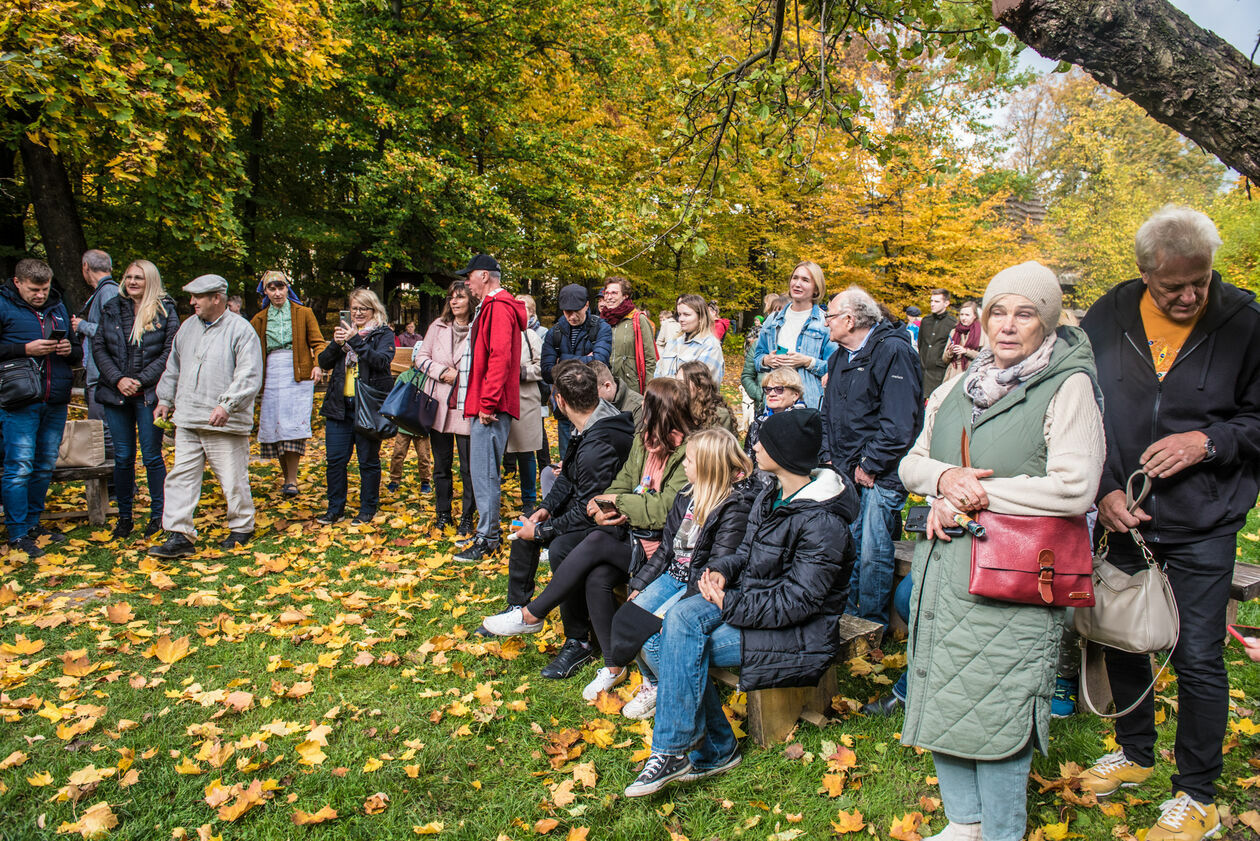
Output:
[353, 379, 398, 441]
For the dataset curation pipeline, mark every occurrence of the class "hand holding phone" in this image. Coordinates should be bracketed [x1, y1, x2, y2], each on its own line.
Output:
[595, 498, 619, 515]
[1227, 624, 1260, 647]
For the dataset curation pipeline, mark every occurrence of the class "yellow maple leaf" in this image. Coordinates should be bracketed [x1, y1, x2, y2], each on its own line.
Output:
[572, 761, 598, 788]
[218, 779, 266, 822]
[413, 823, 445, 835]
[56, 800, 118, 839]
[566, 829, 589, 841]
[821, 773, 846, 797]
[404, 765, 420, 778]
[174, 757, 203, 775]
[362, 756, 383, 773]
[1237, 811, 1260, 833]
[0, 751, 28, 770]
[61, 649, 94, 677]
[295, 741, 326, 766]
[827, 745, 858, 770]
[292, 805, 338, 825]
[550, 778, 576, 807]
[831, 808, 865, 834]
[149, 571, 176, 590]
[533, 818, 560, 834]
[27, 770, 54, 786]
[1038, 822, 1082, 841]
[150, 635, 192, 665]
[363, 792, 390, 814]
[593, 691, 625, 715]
[105, 602, 135, 624]
[1, 634, 44, 655]
[889, 811, 924, 841]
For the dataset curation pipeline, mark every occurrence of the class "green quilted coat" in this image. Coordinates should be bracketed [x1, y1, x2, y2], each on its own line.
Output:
[900, 328, 1099, 760]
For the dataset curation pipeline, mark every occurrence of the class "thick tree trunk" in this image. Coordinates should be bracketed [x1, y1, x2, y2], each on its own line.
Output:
[0, 149, 26, 279]
[18, 136, 89, 310]
[993, 0, 1260, 181]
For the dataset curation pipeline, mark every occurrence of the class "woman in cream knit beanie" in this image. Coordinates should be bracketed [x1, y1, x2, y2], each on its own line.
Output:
[981, 260, 1062, 334]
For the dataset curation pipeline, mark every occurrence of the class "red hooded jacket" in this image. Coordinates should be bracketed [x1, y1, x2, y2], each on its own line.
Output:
[465, 288, 527, 419]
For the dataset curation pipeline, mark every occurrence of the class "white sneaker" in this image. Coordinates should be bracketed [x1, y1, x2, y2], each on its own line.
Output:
[923, 823, 982, 841]
[622, 682, 657, 719]
[582, 666, 628, 702]
[480, 606, 543, 637]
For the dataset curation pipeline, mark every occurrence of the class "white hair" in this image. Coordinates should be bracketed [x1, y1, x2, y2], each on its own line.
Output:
[832, 286, 882, 330]
[83, 249, 112, 273]
[1135, 205, 1221, 274]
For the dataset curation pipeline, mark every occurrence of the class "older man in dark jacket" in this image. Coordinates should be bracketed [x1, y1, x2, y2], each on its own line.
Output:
[0, 259, 83, 556]
[1078, 206, 1260, 841]
[821, 287, 923, 626]
[625, 409, 857, 797]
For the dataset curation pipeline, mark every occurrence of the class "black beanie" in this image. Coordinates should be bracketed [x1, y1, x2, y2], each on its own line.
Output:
[759, 408, 822, 476]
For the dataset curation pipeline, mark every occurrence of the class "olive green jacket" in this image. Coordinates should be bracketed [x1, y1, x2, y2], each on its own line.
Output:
[608, 311, 656, 395]
[604, 437, 687, 530]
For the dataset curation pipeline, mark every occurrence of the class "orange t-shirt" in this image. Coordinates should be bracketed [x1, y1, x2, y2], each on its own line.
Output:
[1140, 290, 1202, 380]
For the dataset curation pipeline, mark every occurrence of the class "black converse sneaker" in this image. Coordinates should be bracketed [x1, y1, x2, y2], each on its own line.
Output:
[624, 752, 692, 798]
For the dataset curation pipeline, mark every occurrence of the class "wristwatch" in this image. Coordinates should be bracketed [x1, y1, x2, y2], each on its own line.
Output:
[1204, 436, 1217, 462]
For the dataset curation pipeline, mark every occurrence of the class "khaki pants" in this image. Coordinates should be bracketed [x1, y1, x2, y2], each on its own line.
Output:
[162, 427, 255, 537]
[389, 432, 432, 483]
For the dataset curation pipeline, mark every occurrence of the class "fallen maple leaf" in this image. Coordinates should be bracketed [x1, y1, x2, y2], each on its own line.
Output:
[572, 761, 598, 788]
[889, 811, 924, 841]
[534, 818, 560, 834]
[105, 602, 135, 624]
[363, 756, 383, 773]
[783, 742, 805, 760]
[292, 805, 338, 825]
[1238, 811, 1260, 833]
[151, 635, 192, 665]
[566, 829, 589, 841]
[550, 778, 576, 808]
[0, 750, 27, 770]
[56, 800, 118, 839]
[831, 808, 865, 834]
[285, 681, 314, 699]
[821, 773, 846, 797]
[363, 792, 389, 814]
[413, 823, 444, 835]
[1, 634, 44, 655]
[218, 779, 266, 822]
[593, 691, 624, 715]
[222, 691, 254, 713]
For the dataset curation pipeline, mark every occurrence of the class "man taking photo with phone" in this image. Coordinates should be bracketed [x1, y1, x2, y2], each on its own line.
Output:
[0, 259, 82, 557]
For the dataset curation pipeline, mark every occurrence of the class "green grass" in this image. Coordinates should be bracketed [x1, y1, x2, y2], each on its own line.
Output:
[1, 395, 1258, 840]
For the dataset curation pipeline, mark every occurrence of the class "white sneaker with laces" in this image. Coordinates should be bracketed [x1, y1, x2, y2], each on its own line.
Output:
[582, 666, 628, 702]
[622, 682, 657, 719]
[480, 607, 543, 637]
[923, 822, 982, 841]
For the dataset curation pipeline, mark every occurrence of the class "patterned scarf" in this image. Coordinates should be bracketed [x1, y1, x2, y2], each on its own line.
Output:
[962, 333, 1056, 421]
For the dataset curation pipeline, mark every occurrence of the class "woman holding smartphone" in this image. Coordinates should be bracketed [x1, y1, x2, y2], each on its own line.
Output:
[315, 289, 395, 526]
[92, 259, 179, 538]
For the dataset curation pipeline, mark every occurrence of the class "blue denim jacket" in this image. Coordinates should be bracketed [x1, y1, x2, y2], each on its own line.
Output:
[751, 304, 836, 408]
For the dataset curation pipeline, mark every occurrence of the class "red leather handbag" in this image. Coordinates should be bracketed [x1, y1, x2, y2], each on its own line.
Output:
[960, 431, 1095, 607]
[968, 511, 1096, 607]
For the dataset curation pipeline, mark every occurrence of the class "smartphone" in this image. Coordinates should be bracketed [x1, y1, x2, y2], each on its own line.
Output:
[49, 328, 67, 341]
[595, 498, 619, 515]
[339, 310, 352, 328]
[1227, 624, 1260, 646]
[904, 504, 965, 538]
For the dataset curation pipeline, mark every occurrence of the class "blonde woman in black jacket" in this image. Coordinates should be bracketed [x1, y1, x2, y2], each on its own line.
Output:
[92, 260, 179, 539]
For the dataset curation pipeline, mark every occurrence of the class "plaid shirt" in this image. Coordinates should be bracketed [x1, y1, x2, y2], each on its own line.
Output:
[655, 333, 725, 383]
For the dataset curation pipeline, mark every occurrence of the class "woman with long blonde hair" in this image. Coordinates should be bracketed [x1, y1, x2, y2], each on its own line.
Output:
[655, 293, 724, 382]
[92, 260, 180, 538]
[611, 427, 757, 720]
[316, 288, 396, 526]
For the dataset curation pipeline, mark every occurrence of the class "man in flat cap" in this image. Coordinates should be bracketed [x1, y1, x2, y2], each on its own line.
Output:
[150, 275, 264, 558]
[540, 283, 612, 457]
[451, 254, 528, 563]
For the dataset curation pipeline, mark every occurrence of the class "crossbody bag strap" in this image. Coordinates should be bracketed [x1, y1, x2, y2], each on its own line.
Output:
[1080, 469, 1179, 719]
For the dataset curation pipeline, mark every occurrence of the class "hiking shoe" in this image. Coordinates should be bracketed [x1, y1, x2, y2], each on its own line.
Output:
[679, 750, 742, 782]
[861, 693, 903, 717]
[351, 513, 376, 526]
[434, 513, 454, 531]
[149, 533, 195, 558]
[582, 666, 628, 702]
[456, 513, 476, 537]
[1051, 676, 1078, 718]
[8, 536, 44, 558]
[481, 606, 543, 636]
[1146, 792, 1220, 841]
[315, 510, 343, 526]
[454, 536, 499, 563]
[111, 518, 134, 539]
[624, 753, 692, 798]
[30, 525, 67, 543]
[622, 682, 657, 720]
[923, 823, 982, 841]
[219, 531, 253, 550]
[541, 639, 596, 679]
[143, 518, 162, 538]
[1080, 751, 1153, 796]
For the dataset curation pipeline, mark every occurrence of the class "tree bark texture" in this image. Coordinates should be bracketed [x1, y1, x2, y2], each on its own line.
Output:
[0, 149, 27, 279]
[994, 0, 1260, 181]
[18, 136, 89, 310]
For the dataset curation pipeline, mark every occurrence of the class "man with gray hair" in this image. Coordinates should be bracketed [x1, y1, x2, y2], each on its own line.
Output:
[73, 248, 119, 456]
[149, 275, 264, 558]
[821, 286, 923, 626]
[1078, 205, 1260, 841]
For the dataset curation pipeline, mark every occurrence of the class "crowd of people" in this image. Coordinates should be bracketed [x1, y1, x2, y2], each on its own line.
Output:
[2, 204, 1258, 841]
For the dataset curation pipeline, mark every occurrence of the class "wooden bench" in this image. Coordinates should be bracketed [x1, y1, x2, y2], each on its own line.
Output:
[711, 614, 884, 746]
[47, 465, 113, 526]
[1082, 560, 1260, 713]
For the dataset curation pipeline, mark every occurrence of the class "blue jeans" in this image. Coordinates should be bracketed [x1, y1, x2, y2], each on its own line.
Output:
[932, 739, 1034, 841]
[103, 401, 166, 520]
[1, 402, 68, 540]
[470, 412, 512, 539]
[325, 402, 382, 518]
[652, 595, 741, 767]
[845, 482, 907, 625]
[516, 451, 537, 507]
[892, 574, 912, 701]
[632, 573, 689, 683]
[556, 416, 573, 460]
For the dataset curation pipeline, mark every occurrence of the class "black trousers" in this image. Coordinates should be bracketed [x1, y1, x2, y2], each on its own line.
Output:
[526, 529, 632, 660]
[507, 527, 590, 628]
[429, 430, 473, 518]
[325, 404, 381, 518]
[1102, 533, 1235, 803]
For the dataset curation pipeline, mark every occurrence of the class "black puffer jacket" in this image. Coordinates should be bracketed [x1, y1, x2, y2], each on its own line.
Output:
[536, 401, 636, 540]
[92, 295, 179, 406]
[706, 467, 858, 691]
[318, 325, 396, 421]
[1081, 273, 1260, 543]
[627, 477, 758, 593]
